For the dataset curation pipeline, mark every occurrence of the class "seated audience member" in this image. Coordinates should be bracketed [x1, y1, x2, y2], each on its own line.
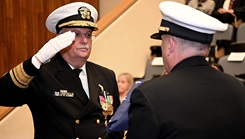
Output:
[143, 46, 164, 80]
[234, 9, 245, 28]
[117, 73, 134, 103]
[211, 63, 224, 71]
[211, 0, 245, 24]
[150, 46, 162, 60]
[188, 0, 215, 15]
[214, 40, 232, 62]
[233, 8, 245, 39]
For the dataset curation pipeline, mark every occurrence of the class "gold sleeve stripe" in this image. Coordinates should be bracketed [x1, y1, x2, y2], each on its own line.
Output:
[9, 63, 34, 88]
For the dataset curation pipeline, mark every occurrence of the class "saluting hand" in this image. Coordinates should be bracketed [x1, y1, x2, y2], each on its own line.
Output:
[34, 31, 76, 64]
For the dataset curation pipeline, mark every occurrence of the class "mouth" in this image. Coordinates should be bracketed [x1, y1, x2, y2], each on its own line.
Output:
[77, 47, 89, 51]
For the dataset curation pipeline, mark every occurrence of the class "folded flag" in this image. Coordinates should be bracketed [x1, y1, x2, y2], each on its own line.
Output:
[107, 80, 143, 133]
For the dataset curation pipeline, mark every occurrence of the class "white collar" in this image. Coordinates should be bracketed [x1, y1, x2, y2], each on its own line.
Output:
[68, 63, 87, 75]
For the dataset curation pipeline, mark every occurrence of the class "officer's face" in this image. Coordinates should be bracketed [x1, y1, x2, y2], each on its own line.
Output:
[60, 28, 93, 60]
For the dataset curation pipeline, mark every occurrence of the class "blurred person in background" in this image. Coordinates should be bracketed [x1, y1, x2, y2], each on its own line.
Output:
[117, 72, 134, 103]
[211, 0, 245, 24]
[188, 0, 215, 15]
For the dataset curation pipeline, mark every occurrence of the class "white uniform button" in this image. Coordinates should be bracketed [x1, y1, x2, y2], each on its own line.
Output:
[75, 119, 80, 124]
[76, 137, 79, 139]
[98, 137, 102, 139]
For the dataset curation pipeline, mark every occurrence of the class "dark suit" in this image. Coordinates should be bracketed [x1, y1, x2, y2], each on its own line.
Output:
[127, 56, 245, 139]
[212, 0, 245, 24]
[0, 53, 122, 139]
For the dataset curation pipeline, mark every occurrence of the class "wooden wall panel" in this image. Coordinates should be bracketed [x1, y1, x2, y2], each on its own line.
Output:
[0, 0, 98, 75]
[0, 0, 99, 119]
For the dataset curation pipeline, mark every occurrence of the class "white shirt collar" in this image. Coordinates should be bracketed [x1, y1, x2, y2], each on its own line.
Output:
[68, 63, 87, 75]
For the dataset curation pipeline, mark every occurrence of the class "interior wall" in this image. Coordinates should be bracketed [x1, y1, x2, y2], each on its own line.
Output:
[0, 105, 34, 139]
[89, 0, 185, 78]
[99, 0, 121, 18]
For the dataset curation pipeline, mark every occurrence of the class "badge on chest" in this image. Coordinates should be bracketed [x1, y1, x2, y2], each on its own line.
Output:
[54, 90, 74, 97]
[98, 84, 114, 126]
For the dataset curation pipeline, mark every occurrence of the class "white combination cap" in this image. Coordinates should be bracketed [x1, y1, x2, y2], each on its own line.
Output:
[46, 2, 98, 34]
[151, 1, 228, 44]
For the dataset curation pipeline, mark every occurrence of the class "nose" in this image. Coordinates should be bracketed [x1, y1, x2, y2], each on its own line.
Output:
[77, 35, 88, 44]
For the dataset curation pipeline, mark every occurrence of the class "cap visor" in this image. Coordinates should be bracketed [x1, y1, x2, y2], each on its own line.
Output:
[150, 32, 163, 40]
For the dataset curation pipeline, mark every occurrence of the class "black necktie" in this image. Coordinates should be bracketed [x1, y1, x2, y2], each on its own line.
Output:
[73, 69, 82, 77]
[73, 68, 89, 103]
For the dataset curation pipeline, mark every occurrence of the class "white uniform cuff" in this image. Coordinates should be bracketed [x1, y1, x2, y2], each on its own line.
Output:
[31, 56, 41, 69]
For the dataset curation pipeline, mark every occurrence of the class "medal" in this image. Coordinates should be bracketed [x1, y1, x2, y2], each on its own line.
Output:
[99, 84, 114, 126]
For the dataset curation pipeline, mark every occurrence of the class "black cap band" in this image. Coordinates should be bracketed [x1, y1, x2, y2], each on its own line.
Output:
[55, 6, 98, 33]
[151, 20, 213, 44]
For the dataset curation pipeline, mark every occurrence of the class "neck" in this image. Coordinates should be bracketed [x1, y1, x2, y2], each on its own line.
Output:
[69, 60, 86, 69]
[61, 54, 87, 69]
[167, 49, 208, 72]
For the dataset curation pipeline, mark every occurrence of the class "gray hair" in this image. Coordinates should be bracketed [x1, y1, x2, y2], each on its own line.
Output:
[172, 36, 210, 56]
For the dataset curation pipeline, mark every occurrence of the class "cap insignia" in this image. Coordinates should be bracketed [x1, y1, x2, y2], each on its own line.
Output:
[78, 6, 91, 20]
[159, 26, 170, 32]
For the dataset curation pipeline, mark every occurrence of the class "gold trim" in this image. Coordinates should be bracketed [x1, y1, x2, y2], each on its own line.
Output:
[58, 20, 97, 29]
[159, 26, 170, 32]
[9, 63, 34, 88]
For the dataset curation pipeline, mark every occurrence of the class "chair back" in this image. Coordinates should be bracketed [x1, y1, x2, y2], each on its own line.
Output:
[218, 55, 245, 77]
[144, 59, 165, 81]
[210, 24, 234, 46]
[236, 23, 245, 42]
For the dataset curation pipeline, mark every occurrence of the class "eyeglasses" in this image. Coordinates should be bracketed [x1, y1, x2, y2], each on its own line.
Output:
[75, 32, 96, 40]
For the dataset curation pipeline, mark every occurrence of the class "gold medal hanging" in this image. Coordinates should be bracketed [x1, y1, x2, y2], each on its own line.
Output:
[99, 84, 114, 126]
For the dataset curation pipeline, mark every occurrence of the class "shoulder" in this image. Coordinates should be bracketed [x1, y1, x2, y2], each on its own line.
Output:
[86, 61, 114, 74]
[138, 76, 171, 94]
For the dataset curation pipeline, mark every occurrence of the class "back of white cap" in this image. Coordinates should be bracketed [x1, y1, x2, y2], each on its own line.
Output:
[151, 1, 228, 44]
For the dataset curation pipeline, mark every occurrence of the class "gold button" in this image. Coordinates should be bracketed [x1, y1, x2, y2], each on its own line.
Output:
[96, 119, 100, 124]
[98, 137, 102, 139]
[75, 119, 80, 124]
